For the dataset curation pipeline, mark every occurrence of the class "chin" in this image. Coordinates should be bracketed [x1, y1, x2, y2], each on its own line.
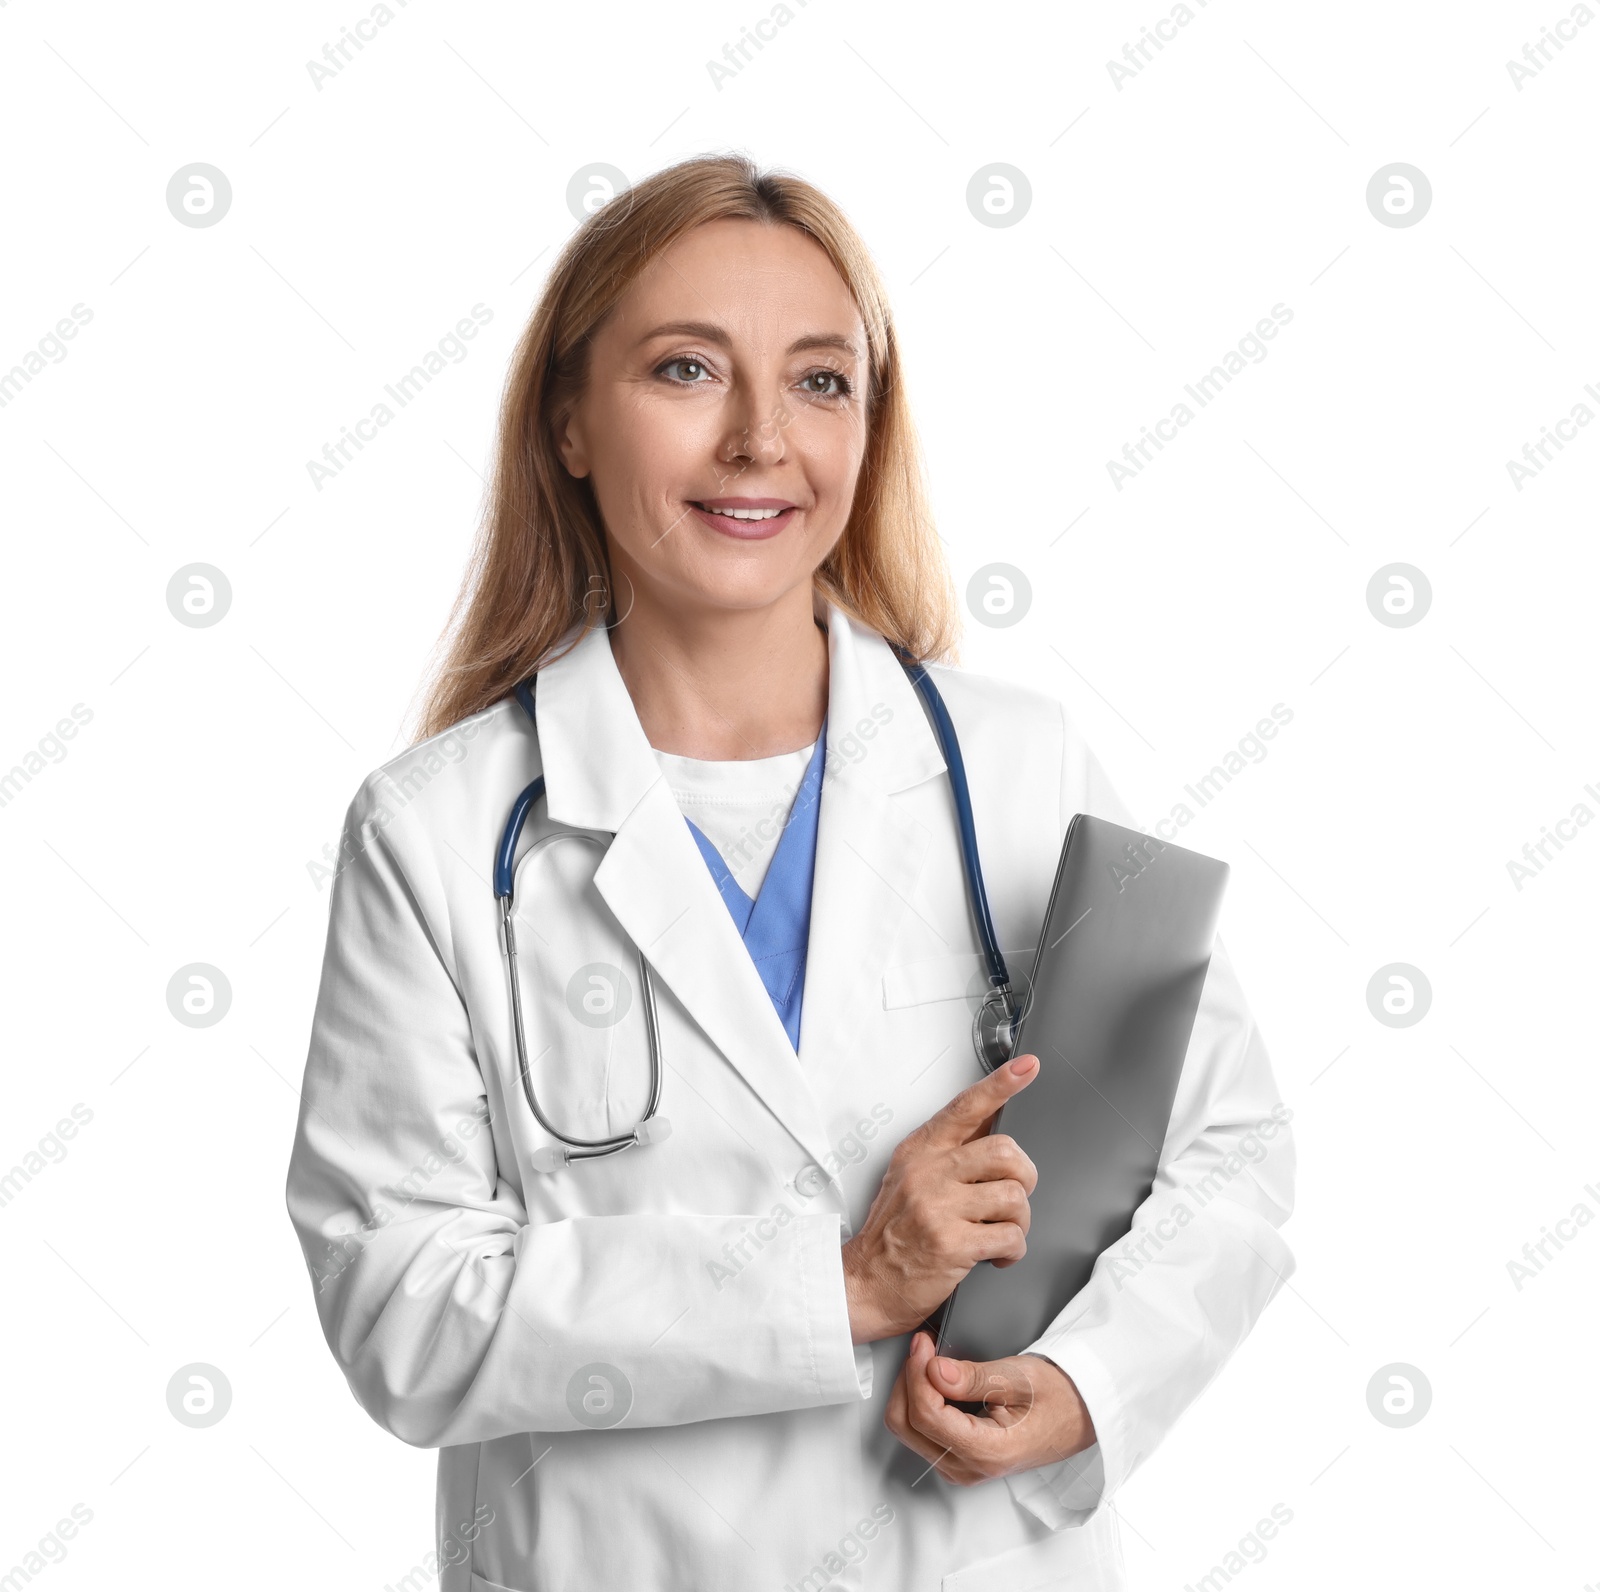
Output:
[670, 564, 810, 615]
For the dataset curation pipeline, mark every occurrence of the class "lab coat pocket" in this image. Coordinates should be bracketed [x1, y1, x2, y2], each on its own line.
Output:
[939, 1508, 1124, 1591]
[469, 1576, 522, 1592]
[881, 947, 1035, 1009]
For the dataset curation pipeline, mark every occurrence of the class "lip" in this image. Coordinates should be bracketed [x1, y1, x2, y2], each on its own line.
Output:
[687, 498, 799, 539]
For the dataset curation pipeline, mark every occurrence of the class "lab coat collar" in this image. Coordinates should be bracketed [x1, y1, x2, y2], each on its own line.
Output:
[533, 597, 949, 1173]
[535, 597, 946, 830]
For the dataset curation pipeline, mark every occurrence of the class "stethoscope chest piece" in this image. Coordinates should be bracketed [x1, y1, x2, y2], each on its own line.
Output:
[974, 984, 1026, 1072]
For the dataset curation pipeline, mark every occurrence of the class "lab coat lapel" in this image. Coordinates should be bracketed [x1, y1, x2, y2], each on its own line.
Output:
[534, 621, 838, 1173]
[797, 607, 948, 1087]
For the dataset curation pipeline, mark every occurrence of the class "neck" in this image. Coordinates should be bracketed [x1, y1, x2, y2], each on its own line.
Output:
[606, 581, 829, 760]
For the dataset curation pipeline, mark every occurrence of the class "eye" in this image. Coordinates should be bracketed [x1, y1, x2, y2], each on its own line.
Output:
[801, 368, 854, 399]
[657, 356, 713, 385]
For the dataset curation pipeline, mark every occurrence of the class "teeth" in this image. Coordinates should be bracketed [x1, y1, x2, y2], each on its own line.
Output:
[699, 504, 787, 520]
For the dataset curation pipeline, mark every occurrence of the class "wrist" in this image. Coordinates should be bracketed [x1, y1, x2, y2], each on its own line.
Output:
[1023, 1352, 1098, 1456]
[841, 1240, 890, 1344]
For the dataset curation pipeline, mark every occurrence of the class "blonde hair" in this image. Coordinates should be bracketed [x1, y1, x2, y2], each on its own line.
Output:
[413, 151, 960, 742]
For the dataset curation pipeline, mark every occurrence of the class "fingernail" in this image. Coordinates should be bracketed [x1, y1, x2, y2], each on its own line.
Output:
[933, 1357, 957, 1378]
[1008, 1055, 1035, 1075]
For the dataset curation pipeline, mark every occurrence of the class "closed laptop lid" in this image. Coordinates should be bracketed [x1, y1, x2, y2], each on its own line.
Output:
[931, 813, 1230, 1365]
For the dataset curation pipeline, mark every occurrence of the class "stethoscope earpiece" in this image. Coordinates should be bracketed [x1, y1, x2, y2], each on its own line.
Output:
[528, 1115, 671, 1175]
[529, 1144, 571, 1174]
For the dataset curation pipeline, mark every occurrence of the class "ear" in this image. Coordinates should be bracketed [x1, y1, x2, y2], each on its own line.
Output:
[551, 405, 590, 480]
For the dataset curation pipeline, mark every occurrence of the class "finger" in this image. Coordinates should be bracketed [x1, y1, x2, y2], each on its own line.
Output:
[961, 1216, 1027, 1268]
[902, 1336, 1013, 1480]
[892, 1405, 967, 1484]
[949, 1135, 1039, 1194]
[927, 1353, 1040, 1414]
[885, 1331, 932, 1441]
[945, 1196, 1030, 1266]
[951, 1177, 1031, 1234]
[884, 1335, 953, 1465]
[920, 1055, 1040, 1149]
[895, 1335, 980, 1482]
[884, 1346, 911, 1436]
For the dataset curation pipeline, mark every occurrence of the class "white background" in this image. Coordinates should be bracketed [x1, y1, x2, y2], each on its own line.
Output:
[2, 1, 1596, 1588]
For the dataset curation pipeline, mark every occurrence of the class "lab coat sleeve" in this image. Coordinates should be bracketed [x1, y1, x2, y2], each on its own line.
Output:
[285, 773, 868, 1449]
[1002, 707, 1298, 1531]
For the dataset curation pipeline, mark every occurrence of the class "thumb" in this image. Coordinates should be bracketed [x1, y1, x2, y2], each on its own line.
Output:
[922, 1054, 1039, 1148]
[927, 1352, 1039, 1412]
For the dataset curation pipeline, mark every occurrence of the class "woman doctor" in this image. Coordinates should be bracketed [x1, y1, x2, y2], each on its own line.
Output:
[286, 153, 1296, 1592]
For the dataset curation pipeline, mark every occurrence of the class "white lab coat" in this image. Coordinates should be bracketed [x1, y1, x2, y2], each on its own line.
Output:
[285, 599, 1296, 1592]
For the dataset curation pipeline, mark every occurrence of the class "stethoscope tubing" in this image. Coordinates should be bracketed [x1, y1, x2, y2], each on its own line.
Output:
[498, 834, 665, 1158]
[495, 707, 667, 1160]
[890, 648, 1011, 996]
[494, 651, 1021, 1167]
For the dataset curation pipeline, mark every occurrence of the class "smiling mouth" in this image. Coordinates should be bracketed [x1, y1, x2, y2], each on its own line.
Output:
[688, 501, 798, 538]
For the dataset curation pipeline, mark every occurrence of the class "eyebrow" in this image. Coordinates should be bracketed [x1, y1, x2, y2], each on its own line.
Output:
[637, 319, 860, 360]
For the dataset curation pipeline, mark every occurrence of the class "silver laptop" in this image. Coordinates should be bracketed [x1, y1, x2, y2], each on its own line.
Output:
[928, 813, 1230, 1366]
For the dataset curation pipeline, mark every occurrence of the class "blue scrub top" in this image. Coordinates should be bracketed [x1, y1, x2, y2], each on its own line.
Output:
[681, 724, 827, 1051]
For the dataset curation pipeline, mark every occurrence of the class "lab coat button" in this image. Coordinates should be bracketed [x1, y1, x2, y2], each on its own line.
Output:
[794, 1162, 831, 1199]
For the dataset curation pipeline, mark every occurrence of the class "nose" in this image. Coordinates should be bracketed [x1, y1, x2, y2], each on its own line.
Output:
[717, 371, 790, 473]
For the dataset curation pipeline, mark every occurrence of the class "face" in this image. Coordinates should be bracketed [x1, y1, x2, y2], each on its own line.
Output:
[553, 217, 870, 620]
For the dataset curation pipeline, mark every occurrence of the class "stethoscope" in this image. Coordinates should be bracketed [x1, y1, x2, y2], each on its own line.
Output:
[494, 651, 1023, 1173]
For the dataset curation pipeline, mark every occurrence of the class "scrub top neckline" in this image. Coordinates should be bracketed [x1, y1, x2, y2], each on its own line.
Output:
[681, 718, 827, 1050]
[653, 737, 819, 802]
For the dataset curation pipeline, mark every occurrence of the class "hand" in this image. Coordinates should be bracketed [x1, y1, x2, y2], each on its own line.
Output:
[885, 1329, 1097, 1485]
[842, 1055, 1040, 1343]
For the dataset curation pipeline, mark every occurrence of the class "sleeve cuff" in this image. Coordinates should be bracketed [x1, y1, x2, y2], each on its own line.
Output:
[853, 1340, 874, 1399]
[808, 1215, 874, 1403]
[1004, 1336, 1123, 1529]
